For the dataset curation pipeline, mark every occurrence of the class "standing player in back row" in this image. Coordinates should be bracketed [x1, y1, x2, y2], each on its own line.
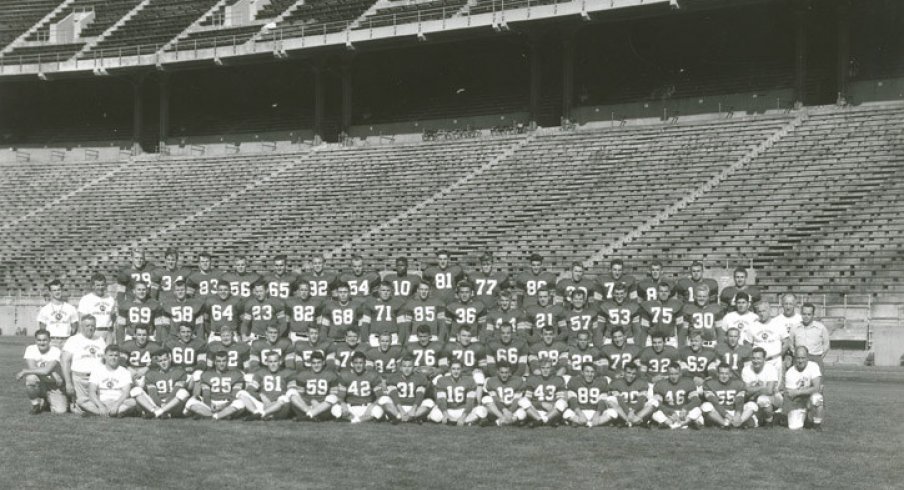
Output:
[636, 260, 669, 301]
[187, 252, 222, 298]
[719, 267, 762, 311]
[556, 262, 599, 307]
[675, 261, 719, 304]
[302, 255, 340, 300]
[596, 259, 637, 301]
[384, 257, 421, 299]
[150, 248, 190, 299]
[422, 250, 466, 303]
[514, 254, 558, 306]
[220, 256, 260, 300]
[340, 255, 381, 299]
[262, 255, 300, 300]
[470, 253, 509, 309]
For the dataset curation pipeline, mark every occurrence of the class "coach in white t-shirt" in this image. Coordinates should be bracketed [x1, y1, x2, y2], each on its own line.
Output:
[79, 345, 137, 417]
[61, 315, 107, 414]
[37, 279, 80, 347]
[783, 346, 824, 430]
[78, 273, 117, 344]
[741, 347, 782, 427]
[16, 329, 68, 414]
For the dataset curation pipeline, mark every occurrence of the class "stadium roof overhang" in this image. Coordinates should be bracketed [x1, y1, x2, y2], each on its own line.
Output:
[0, 0, 780, 82]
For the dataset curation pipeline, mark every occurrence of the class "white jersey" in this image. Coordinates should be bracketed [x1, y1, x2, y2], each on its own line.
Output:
[37, 302, 79, 338]
[62, 334, 107, 374]
[742, 321, 788, 358]
[78, 293, 117, 330]
[721, 311, 759, 334]
[741, 363, 779, 388]
[88, 365, 133, 403]
[23, 345, 62, 367]
[784, 362, 822, 390]
[768, 313, 802, 337]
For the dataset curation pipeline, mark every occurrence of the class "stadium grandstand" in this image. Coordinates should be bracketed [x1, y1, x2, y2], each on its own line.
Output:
[0, 0, 902, 369]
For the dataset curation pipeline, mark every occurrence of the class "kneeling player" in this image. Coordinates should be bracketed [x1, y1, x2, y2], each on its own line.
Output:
[288, 352, 341, 420]
[483, 360, 526, 426]
[80, 345, 137, 417]
[382, 356, 434, 423]
[237, 351, 296, 420]
[783, 346, 824, 431]
[607, 364, 654, 427]
[429, 358, 486, 425]
[332, 351, 386, 423]
[564, 362, 616, 427]
[520, 359, 568, 426]
[701, 364, 756, 429]
[184, 351, 246, 420]
[133, 349, 190, 418]
[651, 364, 703, 429]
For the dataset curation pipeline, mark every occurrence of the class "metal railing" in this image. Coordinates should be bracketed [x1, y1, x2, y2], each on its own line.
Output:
[0, 0, 591, 74]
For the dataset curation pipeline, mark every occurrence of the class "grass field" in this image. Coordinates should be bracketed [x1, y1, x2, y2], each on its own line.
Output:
[1, 336, 902, 489]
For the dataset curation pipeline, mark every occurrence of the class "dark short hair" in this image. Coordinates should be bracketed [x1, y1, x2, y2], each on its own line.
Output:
[351, 351, 367, 362]
[46, 279, 63, 289]
[34, 329, 50, 339]
[610, 259, 624, 268]
[733, 267, 747, 275]
[90, 273, 106, 283]
[164, 248, 179, 259]
[105, 345, 121, 354]
[751, 347, 767, 358]
[529, 253, 543, 263]
[735, 292, 751, 302]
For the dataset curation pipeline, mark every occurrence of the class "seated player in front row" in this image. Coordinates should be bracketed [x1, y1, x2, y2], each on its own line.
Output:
[606, 363, 654, 427]
[483, 360, 527, 426]
[132, 348, 190, 418]
[563, 362, 616, 427]
[332, 351, 386, 423]
[429, 357, 486, 425]
[701, 364, 757, 429]
[650, 364, 703, 429]
[381, 355, 434, 423]
[287, 351, 341, 420]
[237, 351, 296, 420]
[184, 351, 246, 420]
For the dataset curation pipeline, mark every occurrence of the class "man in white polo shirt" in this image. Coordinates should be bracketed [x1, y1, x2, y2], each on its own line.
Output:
[783, 346, 824, 431]
[16, 329, 68, 414]
[80, 345, 137, 417]
[37, 280, 80, 348]
[61, 315, 107, 414]
[720, 293, 759, 338]
[78, 273, 117, 345]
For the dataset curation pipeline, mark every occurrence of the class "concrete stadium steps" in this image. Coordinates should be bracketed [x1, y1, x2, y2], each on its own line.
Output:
[601, 104, 904, 295]
[143, 136, 525, 269]
[340, 116, 790, 271]
[0, 154, 293, 294]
